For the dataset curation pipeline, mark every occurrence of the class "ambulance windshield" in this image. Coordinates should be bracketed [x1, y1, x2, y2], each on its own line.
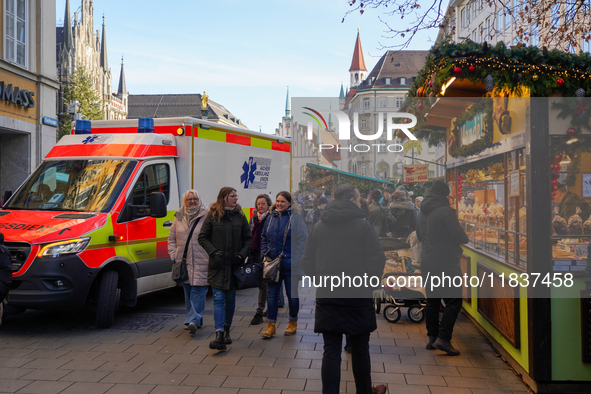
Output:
[6, 159, 137, 212]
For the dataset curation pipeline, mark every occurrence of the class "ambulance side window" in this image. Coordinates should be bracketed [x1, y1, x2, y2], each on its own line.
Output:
[130, 164, 170, 208]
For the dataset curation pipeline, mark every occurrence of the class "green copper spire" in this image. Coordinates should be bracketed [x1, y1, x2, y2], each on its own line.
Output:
[285, 86, 291, 120]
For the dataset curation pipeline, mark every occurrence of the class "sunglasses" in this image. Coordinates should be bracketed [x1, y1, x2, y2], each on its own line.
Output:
[186, 198, 199, 202]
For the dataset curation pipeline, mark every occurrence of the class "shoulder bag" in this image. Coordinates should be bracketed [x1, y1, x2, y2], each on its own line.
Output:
[262, 215, 291, 283]
[233, 257, 263, 290]
[171, 216, 202, 284]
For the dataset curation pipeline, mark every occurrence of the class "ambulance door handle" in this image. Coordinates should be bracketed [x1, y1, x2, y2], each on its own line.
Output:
[163, 221, 173, 228]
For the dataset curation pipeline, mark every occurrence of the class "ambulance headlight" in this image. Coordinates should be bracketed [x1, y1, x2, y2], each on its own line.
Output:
[38, 238, 91, 258]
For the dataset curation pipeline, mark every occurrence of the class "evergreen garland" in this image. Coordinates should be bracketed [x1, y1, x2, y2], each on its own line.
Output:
[449, 99, 494, 158]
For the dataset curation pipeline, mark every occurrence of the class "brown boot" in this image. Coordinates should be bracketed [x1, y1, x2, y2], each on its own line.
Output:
[261, 321, 276, 338]
[284, 320, 297, 336]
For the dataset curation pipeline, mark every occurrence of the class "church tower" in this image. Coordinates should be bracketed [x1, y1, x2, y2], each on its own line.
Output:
[117, 57, 128, 113]
[349, 30, 367, 88]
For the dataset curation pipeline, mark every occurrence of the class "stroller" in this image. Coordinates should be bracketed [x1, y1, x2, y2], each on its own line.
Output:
[373, 237, 426, 324]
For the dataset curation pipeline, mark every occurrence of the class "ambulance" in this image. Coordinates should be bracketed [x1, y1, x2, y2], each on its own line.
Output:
[0, 117, 291, 327]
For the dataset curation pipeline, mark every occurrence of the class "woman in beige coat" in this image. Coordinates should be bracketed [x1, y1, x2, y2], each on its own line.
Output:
[168, 190, 209, 335]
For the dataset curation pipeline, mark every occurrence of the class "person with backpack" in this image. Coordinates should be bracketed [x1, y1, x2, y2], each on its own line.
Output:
[367, 189, 395, 238]
[0, 232, 12, 326]
[312, 197, 328, 226]
[388, 187, 417, 239]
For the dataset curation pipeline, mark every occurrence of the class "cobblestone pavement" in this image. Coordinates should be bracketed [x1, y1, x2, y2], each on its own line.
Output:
[0, 286, 532, 394]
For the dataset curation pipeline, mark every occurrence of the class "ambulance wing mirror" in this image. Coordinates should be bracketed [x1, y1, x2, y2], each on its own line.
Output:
[149, 192, 167, 218]
[2, 189, 12, 207]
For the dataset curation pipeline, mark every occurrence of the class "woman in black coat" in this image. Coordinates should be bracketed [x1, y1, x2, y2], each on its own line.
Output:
[198, 187, 252, 350]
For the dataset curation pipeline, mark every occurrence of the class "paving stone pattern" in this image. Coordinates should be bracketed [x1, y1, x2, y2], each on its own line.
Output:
[0, 286, 532, 393]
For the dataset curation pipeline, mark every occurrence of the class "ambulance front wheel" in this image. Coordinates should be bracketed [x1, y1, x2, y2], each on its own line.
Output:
[95, 270, 120, 328]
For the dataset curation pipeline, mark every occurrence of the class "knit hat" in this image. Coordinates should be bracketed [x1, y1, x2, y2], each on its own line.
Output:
[431, 180, 450, 196]
[319, 197, 328, 205]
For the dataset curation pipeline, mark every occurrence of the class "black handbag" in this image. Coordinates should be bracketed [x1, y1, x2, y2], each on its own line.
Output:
[171, 216, 201, 284]
[233, 258, 263, 290]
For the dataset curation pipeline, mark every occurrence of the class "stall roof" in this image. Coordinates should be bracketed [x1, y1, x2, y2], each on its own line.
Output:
[306, 163, 395, 186]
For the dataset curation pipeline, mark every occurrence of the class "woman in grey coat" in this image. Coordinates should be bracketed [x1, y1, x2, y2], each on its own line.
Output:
[168, 190, 209, 335]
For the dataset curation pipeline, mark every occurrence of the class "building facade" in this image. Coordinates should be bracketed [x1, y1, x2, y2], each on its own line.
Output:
[56, 0, 127, 121]
[276, 89, 341, 191]
[343, 34, 441, 181]
[0, 0, 60, 194]
[127, 93, 248, 130]
[436, 0, 591, 52]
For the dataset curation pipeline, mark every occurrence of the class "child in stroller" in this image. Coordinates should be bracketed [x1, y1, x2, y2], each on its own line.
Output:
[373, 236, 426, 324]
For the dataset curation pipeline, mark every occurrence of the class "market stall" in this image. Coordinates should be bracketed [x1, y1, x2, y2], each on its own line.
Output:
[402, 41, 591, 393]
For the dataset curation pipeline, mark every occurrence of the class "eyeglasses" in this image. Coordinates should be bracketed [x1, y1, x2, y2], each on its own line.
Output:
[186, 198, 199, 202]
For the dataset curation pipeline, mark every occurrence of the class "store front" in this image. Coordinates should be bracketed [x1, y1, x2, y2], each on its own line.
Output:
[404, 42, 591, 392]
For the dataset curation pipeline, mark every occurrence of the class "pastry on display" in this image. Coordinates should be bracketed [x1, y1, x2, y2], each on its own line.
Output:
[519, 206, 527, 233]
[552, 206, 568, 235]
[567, 206, 583, 235]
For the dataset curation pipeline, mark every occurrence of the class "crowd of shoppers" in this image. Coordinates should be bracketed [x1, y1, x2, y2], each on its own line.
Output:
[160, 181, 471, 394]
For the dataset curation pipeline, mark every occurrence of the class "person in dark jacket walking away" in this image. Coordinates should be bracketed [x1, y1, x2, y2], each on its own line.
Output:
[416, 180, 469, 356]
[312, 197, 328, 226]
[198, 187, 253, 350]
[261, 191, 308, 338]
[0, 232, 12, 326]
[301, 184, 387, 394]
[249, 194, 273, 325]
[367, 189, 394, 238]
[388, 187, 417, 239]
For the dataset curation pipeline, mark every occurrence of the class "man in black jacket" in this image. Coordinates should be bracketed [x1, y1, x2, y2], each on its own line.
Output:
[416, 181, 469, 356]
[302, 184, 386, 394]
[0, 232, 12, 326]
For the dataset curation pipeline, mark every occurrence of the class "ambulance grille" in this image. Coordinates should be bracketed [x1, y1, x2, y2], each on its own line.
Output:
[5, 242, 31, 272]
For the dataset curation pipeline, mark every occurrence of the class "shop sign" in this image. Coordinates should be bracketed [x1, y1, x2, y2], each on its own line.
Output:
[583, 174, 591, 198]
[403, 164, 428, 183]
[0, 81, 35, 108]
[459, 112, 485, 146]
[42, 116, 58, 127]
[509, 170, 520, 197]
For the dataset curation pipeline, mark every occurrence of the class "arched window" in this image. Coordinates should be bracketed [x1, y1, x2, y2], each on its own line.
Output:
[355, 73, 359, 83]
[300, 165, 307, 182]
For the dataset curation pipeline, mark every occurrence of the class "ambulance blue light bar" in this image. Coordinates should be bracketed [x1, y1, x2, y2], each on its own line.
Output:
[138, 118, 155, 133]
[74, 120, 92, 134]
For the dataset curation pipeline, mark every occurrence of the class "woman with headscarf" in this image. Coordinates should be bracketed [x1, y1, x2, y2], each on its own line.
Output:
[198, 187, 253, 350]
[389, 186, 417, 239]
[168, 190, 209, 335]
[249, 194, 273, 325]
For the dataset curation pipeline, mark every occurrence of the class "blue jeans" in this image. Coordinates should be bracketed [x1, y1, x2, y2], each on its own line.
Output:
[267, 274, 299, 322]
[182, 284, 208, 326]
[211, 287, 236, 332]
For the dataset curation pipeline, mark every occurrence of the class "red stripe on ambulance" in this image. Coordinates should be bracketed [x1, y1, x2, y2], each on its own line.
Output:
[46, 144, 177, 158]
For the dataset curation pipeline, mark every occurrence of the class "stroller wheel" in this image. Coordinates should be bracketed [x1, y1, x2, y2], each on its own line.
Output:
[407, 305, 425, 323]
[383, 305, 401, 323]
[373, 293, 382, 314]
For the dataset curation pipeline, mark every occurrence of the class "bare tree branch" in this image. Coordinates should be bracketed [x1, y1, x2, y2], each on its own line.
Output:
[345, 0, 591, 51]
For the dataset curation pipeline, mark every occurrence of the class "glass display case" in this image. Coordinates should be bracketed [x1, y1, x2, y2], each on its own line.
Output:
[550, 136, 591, 273]
[453, 149, 528, 269]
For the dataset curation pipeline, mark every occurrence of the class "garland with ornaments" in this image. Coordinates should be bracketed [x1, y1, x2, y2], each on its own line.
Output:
[401, 40, 591, 153]
[448, 98, 493, 158]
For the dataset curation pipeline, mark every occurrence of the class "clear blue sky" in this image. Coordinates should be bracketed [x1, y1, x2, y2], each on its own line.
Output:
[56, 0, 435, 134]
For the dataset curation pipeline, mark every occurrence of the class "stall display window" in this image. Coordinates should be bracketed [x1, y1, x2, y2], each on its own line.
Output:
[454, 149, 527, 269]
[550, 137, 591, 273]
